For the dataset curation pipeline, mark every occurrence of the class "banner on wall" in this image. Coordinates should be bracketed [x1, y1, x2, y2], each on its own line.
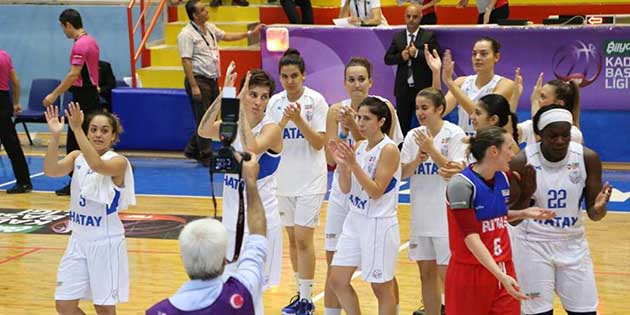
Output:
[261, 25, 630, 110]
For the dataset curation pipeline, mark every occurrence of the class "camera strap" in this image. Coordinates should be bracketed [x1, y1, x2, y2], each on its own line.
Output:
[209, 160, 246, 264]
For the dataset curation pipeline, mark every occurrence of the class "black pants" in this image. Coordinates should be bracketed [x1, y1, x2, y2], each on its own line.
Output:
[280, 0, 314, 24]
[67, 86, 101, 155]
[421, 12, 437, 25]
[184, 75, 218, 160]
[0, 91, 31, 185]
[395, 84, 421, 137]
[477, 3, 509, 24]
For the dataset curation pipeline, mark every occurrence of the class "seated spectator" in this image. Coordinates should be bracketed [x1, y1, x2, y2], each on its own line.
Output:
[281, 0, 314, 24]
[146, 153, 267, 315]
[338, 0, 388, 26]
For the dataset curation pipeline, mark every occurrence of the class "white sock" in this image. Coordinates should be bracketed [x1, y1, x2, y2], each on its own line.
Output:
[294, 272, 300, 294]
[324, 308, 342, 315]
[396, 304, 399, 315]
[441, 293, 445, 305]
[298, 278, 314, 301]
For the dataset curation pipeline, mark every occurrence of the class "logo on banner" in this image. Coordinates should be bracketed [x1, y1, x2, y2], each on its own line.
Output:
[603, 39, 630, 90]
[552, 40, 602, 88]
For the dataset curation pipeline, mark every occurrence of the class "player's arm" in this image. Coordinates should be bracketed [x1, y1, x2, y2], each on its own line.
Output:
[508, 151, 532, 210]
[583, 147, 611, 221]
[494, 78, 516, 112]
[325, 103, 342, 166]
[349, 144, 400, 199]
[443, 76, 466, 116]
[292, 100, 328, 150]
[197, 91, 222, 139]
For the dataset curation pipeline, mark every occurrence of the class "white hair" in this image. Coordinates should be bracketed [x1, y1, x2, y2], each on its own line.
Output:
[178, 218, 228, 280]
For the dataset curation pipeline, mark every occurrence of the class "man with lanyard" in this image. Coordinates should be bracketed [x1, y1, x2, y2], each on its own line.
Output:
[178, 0, 261, 166]
[44, 8, 101, 196]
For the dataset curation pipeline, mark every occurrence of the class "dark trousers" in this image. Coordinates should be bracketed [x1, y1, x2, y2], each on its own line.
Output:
[280, 0, 314, 24]
[184, 75, 218, 160]
[477, 3, 509, 24]
[421, 12, 437, 25]
[0, 91, 31, 185]
[67, 86, 101, 155]
[395, 84, 421, 137]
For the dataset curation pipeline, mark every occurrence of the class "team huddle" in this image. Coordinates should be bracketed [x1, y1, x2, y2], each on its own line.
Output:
[47, 35, 612, 315]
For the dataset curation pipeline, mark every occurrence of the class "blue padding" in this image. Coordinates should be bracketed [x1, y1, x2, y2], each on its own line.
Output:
[113, 88, 195, 150]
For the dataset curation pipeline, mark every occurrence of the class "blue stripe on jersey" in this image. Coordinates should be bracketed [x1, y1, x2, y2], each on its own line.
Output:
[384, 178, 398, 194]
[106, 189, 121, 215]
[257, 152, 280, 180]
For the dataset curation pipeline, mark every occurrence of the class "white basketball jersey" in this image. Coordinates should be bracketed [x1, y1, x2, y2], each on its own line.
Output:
[516, 142, 587, 241]
[458, 74, 503, 136]
[348, 135, 401, 218]
[69, 152, 134, 241]
[266, 86, 328, 196]
[401, 121, 467, 237]
[222, 116, 282, 232]
[518, 119, 584, 147]
[329, 97, 404, 205]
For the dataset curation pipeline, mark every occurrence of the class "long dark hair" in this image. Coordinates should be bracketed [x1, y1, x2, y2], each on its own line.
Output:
[546, 79, 580, 127]
[278, 48, 305, 74]
[358, 97, 392, 134]
[478, 94, 518, 142]
[465, 126, 508, 162]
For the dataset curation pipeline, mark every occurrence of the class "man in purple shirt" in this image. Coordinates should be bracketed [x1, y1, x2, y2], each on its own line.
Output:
[44, 8, 101, 196]
[0, 49, 32, 194]
[146, 152, 268, 315]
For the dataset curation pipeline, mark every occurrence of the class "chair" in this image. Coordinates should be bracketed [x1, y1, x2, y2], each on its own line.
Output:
[14, 78, 61, 145]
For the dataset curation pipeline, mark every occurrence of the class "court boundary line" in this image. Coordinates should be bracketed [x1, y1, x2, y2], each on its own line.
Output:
[0, 248, 40, 265]
[0, 171, 45, 188]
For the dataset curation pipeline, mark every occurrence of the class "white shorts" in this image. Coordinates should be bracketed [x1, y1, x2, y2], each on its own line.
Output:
[408, 235, 451, 265]
[225, 225, 283, 289]
[55, 235, 129, 305]
[332, 211, 400, 283]
[325, 189, 350, 251]
[278, 194, 324, 228]
[513, 236, 598, 313]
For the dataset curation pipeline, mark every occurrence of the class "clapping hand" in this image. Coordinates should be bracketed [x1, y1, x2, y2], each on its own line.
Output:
[424, 44, 441, 73]
[438, 161, 466, 180]
[511, 164, 537, 202]
[414, 128, 434, 155]
[408, 43, 418, 59]
[594, 182, 613, 215]
[328, 140, 356, 167]
[44, 105, 65, 134]
[522, 207, 556, 220]
[442, 49, 455, 84]
[283, 102, 302, 122]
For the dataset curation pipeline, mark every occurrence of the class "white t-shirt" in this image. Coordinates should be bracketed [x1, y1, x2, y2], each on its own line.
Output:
[341, 0, 389, 26]
[516, 142, 588, 241]
[458, 74, 503, 136]
[401, 121, 467, 237]
[69, 151, 135, 241]
[348, 135, 400, 218]
[266, 86, 329, 196]
[518, 119, 583, 147]
[222, 116, 282, 232]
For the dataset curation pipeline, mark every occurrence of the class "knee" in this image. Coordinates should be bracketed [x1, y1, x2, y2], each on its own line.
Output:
[55, 301, 77, 315]
[329, 274, 349, 293]
[419, 265, 437, 282]
[371, 282, 394, 298]
[94, 305, 116, 315]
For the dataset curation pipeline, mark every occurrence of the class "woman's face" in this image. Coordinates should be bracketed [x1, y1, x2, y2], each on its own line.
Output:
[243, 85, 271, 121]
[539, 84, 560, 107]
[356, 106, 384, 138]
[415, 95, 442, 126]
[471, 40, 499, 73]
[494, 133, 516, 171]
[540, 122, 571, 161]
[279, 64, 305, 94]
[87, 115, 116, 153]
[344, 65, 372, 100]
[470, 102, 497, 130]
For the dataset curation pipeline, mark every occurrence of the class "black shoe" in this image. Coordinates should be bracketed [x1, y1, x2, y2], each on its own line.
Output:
[442, 305, 445, 315]
[55, 184, 71, 196]
[413, 308, 425, 315]
[210, 0, 222, 6]
[6, 183, 33, 194]
[232, 0, 249, 6]
[185, 151, 199, 160]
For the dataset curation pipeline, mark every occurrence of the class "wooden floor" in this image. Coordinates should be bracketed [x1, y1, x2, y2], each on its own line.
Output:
[1, 192, 629, 315]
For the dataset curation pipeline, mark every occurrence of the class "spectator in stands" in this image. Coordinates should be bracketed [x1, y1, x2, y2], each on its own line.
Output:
[401, 0, 441, 24]
[384, 4, 440, 137]
[146, 152, 267, 315]
[0, 49, 32, 194]
[211, 0, 249, 7]
[98, 60, 116, 113]
[281, 0, 314, 24]
[178, 0, 261, 166]
[338, 0, 388, 26]
[44, 8, 102, 196]
[456, 0, 509, 24]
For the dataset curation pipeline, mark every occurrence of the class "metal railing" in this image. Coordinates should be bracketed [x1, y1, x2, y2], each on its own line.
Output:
[126, 0, 168, 87]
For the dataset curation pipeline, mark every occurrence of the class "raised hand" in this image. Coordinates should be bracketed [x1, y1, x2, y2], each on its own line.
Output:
[414, 128, 434, 154]
[65, 102, 84, 132]
[45, 105, 65, 134]
[530, 72, 544, 104]
[438, 161, 466, 180]
[223, 61, 237, 88]
[594, 182, 613, 213]
[401, 48, 410, 62]
[442, 49, 455, 84]
[511, 164, 537, 201]
[238, 71, 251, 101]
[424, 44, 442, 73]
[337, 107, 356, 130]
[408, 43, 418, 59]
